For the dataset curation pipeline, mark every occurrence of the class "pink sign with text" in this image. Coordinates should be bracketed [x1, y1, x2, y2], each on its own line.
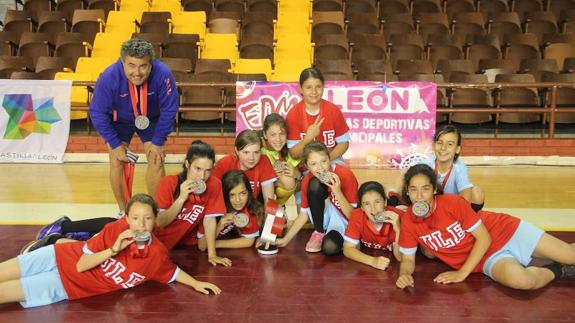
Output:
[236, 81, 436, 168]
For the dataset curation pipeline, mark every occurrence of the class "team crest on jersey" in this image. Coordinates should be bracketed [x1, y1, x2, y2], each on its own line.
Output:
[299, 130, 336, 147]
[362, 241, 391, 250]
[419, 221, 466, 251]
[178, 205, 205, 224]
[100, 258, 146, 288]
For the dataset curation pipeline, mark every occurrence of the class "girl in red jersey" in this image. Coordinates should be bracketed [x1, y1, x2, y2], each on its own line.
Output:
[396, 164, 575, 290]
[24, 141, 233, 268]
[343, 181, 404, 270]
[211, 129, 278, 203]
[197, 170, 263, 249]
[285, 68, 350, 164]
[271, 141, 358, 255]
[261, 113, 300, 206]
[154, 140, 231, 267]
[0, 194, 220, 308]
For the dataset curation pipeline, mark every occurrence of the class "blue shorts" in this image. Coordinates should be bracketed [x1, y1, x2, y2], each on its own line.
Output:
[113, 121, 157, 144]
[305, 200, 348, 236]
[482, 220, 544, 279]
[17, 245, 69, 308]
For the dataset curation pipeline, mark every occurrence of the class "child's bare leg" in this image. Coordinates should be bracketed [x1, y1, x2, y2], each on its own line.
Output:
[0, 258, 21, 281]
[0, 280, 25, 304]
[491, 258, 555, 290]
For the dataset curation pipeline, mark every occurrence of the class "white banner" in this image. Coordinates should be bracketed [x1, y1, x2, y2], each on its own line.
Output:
[0, 80, 72, 163]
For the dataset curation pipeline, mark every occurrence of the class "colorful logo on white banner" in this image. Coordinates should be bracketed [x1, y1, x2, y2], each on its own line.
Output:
[2, 94, 62, 140]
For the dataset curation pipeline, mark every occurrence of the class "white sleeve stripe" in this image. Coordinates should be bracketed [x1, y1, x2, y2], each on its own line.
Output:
[344, 236, 360, 246]
[168, 267, 181, 283]
[467, 219, 482, 232]
[400, 246, 418, 255]
[261, 178, 277, 186]
[335, 132, 351, 143]
[205, 213, 223, 218]
[82, 243, 94, 255]
[241, 232, 260, 238]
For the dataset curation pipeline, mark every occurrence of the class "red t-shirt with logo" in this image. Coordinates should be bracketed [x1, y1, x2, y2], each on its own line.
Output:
[155, 175, 226, 249]
[211, 154, 277, 198]
[344, 206, 404, 250]
[286, 99, 350, 149]
[54, 217, 179, 300]
[300, 163, 358, 219]
[399, 194, 520, 272]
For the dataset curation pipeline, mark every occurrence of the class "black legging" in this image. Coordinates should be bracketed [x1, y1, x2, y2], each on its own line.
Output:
[307, 177, 344, 256]
[307, 176, 329, 233]
[61, 217, 117, 234]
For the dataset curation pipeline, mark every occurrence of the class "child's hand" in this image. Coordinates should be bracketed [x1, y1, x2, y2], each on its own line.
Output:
[371, 256, 390, 271]
[382, 211, 400, 232]
[177, 179, 194, 202]
[396, 274, 414, 289]
[433, 270, 468, 284]
[326, 172, 342, 193]
[208, 255, 232, 267]
[217, 213, 235, 232]
[193, 281, 222, 295]
[113, 229, 135, 253]
[305, 116, 324, 139]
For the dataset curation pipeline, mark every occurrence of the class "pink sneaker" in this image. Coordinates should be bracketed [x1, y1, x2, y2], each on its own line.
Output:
[305, 231, 325, 253]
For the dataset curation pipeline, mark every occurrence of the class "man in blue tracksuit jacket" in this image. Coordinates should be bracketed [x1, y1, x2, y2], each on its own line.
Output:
[89, 38, 178, 212]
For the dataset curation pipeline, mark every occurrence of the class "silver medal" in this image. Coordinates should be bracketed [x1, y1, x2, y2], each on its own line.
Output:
[233, 212, 250, 228]
[134, 115, 150, 130]
[412, 201, 430, 218]
[192, 178, 206, 195]
[373, 212, 389, 224]
[316, 170, 333, 185]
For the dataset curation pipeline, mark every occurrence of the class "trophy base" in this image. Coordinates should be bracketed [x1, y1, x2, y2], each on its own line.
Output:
[257, 244, 278, 255]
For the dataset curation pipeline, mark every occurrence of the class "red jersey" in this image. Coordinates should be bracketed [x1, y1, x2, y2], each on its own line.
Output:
[344, 206, 404, 250]
[211, 154, 277, 198]
[198, 207, 260, 238]
[286, 99, 350, 150]
[54, 218, 178, 300]
[399, 194, 520, 272]
[155, 175, 226, 249]
[300, 163, 358, 219]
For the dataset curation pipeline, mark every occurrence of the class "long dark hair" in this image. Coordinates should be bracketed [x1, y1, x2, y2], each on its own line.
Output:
[263, 113, 289, 160]
[358, 181, 387, 206]
[221, 170, 264, 224]
[173, 140, 216, 199]
[401, 164, 443, 204]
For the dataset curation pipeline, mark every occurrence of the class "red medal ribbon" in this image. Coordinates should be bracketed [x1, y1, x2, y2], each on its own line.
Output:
[434, 160, 453, 191]
[128, 81, 148, 120]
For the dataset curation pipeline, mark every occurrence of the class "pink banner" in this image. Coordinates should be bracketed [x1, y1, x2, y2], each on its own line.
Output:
[236, 81, 436, 168]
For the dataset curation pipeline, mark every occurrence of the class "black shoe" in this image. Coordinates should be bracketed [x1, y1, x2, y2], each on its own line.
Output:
[562, 264, 575, 279]
[20, 233, 63, 255]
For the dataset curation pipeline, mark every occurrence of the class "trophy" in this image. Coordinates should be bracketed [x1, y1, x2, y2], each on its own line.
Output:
[258, 199, 287, 255]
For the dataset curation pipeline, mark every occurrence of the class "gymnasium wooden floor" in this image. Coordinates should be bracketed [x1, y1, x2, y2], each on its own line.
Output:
[0, 163, 574, 322]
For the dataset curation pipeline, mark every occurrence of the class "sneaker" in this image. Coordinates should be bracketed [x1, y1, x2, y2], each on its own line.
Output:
[64, 231, 92, 241]
[20, 233, 63, 255]
[562, 264, 575, 279]
[36, 216, 70, 240]
[305, 231, 325, 253]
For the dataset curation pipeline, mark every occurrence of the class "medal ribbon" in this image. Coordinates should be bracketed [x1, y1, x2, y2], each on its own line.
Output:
[128, 81, 148, 120]
[434, 160, 453, 191]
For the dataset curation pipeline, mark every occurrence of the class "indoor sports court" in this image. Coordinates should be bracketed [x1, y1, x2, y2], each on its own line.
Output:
[0, 161, 573, 321]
